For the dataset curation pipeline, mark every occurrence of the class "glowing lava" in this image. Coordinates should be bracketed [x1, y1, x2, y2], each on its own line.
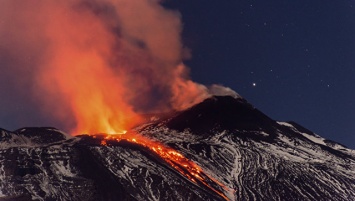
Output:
[97, 131, 231, 201]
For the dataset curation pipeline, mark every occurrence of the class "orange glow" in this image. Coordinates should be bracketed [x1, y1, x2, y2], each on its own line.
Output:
[1, 2, 232, 198]
[98, 131, 231, 201]
[32, 1, 147, 135]
[170, 64, 210, 110]
[100, 140, 107, 146]
[1, 1, 209, 134]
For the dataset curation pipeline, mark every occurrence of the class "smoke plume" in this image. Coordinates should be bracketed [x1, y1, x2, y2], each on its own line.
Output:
[0, 0, 214, 134]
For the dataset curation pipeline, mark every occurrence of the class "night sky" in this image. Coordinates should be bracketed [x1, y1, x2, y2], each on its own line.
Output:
[164, 1, 355, 148]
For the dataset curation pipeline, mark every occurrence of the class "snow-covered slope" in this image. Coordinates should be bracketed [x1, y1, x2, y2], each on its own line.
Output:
[138, 96, 355, 200]
[0, 96, 354, 200]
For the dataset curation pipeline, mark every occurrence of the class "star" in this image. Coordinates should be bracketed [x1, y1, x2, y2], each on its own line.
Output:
[252, 82, 257, 87]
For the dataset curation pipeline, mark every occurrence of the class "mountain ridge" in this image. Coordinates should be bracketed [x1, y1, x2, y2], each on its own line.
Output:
[0, 95, 354, 200]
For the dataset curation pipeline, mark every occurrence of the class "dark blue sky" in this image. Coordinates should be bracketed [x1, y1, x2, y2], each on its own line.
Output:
[164, 1, 355, 148]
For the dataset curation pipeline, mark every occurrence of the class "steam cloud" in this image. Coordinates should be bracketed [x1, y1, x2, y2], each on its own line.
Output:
[0, 0, 233, 134]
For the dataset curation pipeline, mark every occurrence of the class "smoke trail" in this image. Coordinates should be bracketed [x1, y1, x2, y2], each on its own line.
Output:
[0, 0, 210, 134]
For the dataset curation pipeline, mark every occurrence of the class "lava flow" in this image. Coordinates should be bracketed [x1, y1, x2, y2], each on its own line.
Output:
[97, 131, 230, 201]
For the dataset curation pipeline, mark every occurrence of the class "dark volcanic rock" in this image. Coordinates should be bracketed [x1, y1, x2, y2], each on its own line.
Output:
[1, 95, 355, 201]
[166, 96, 276, 134]
[14, 127, 68, 144]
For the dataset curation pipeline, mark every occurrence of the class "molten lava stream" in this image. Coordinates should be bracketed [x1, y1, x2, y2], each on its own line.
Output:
[99, 131, 230, 201]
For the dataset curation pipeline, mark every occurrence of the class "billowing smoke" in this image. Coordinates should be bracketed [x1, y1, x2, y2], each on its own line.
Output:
[209, 85, 241, 99]
[0, 0, 232, 134]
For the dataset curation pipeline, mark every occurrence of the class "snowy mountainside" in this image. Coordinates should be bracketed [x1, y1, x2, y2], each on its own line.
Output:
[0, 96, 355, 200]
[0, 128, 225, 201]
[138, 96, 355, 200]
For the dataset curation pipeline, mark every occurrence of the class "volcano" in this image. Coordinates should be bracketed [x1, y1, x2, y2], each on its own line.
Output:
[0, 95, 354, 201]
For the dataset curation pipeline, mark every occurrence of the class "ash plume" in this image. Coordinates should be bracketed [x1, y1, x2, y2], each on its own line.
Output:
[0, 0, 229, 134]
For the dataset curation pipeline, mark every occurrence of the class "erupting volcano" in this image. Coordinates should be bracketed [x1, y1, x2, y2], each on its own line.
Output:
[1, 1, 355, 201]
[0, 1, 238, 199]
[1, 96, 355, 200]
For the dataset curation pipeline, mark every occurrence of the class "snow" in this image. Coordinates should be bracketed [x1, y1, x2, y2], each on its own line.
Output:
[259, 131, 269, 136]
[301, 132, 327, 146]
[51, 161, 76, 177]
[0, 161, 5, 198]
[0, 134, 37, 148]
[277, 121, 294, 127]
[0, 129, 76, 149]
[277, 121, 328, 146]
[0, 119, 354, 200]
